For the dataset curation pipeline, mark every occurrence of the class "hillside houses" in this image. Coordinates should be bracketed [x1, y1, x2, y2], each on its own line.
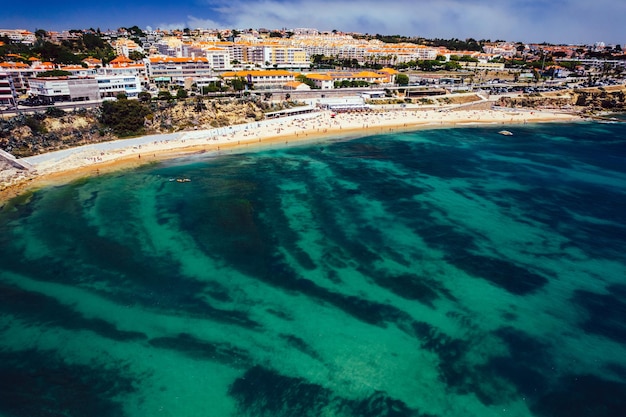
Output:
[1, 26, 624, 106]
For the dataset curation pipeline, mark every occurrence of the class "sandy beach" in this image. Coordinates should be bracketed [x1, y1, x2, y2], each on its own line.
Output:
[0, 106, 581, 203]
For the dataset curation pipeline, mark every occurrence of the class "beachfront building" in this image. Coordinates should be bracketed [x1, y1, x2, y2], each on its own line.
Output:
[220, 70, 297, 89]
[28, 76, 100, 102]
[328, 70, 394, 85]
[0, 70, 17, 107]
[96, 74, 143, 99]
[283, 81, 311, 91]
[316, 96, 370, 112]
[305, 73, 334, 89]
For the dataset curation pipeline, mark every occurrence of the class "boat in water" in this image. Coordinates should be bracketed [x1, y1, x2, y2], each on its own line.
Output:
[498, 130, 513, 136]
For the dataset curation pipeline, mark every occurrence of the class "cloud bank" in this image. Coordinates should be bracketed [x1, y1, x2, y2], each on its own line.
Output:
[156, 0, 625, 44]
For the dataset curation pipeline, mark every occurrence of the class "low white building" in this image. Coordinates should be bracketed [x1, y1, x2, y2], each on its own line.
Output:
[220, 70, 297, 89]
[96, 74, 143, 99]
[305, 73, 334, 89]
[28, 76, 100, 102]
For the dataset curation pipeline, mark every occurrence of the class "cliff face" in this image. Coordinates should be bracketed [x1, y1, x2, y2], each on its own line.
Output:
[144, 98, 267, 133]
[0, 111, 110, 157]
[0, 98, 276, 158]
[496, 86, 626, 114]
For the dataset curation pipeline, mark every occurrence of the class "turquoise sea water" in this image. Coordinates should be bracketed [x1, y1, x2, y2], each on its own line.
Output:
[1, 121, 626, 417]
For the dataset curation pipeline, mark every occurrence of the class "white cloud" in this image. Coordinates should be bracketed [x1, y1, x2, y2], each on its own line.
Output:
[155, 0, 625, 44]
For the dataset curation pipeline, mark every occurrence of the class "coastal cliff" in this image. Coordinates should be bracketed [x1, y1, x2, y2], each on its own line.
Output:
[0, 97, 278, 158]
[496, 85, 626, 114]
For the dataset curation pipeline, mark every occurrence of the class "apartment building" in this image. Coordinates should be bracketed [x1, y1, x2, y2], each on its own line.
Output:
[28, 77, 100, 102]
[263, 46, 309, 69]
[155, 37, 185, 57]
[111, 38, 144, 57]
[0, 61, 35, 93]
[0, 29, 36, 45]
[147, 56, 214, 84]
[203, 47, 231, 70]
[100, 56, 149, 87]
[96, 74, 142, 99]
[0, 70, 16, 107]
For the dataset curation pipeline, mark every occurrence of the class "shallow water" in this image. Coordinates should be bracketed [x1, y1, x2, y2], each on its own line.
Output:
[1, 121, 626, 417]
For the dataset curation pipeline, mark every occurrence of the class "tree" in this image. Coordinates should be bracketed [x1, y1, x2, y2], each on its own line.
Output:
[296, 74, 316, 89]
[138, 91, 152, 102]
[99, 100, 151, 137]
[157, 90, 174, 101]
[37, 70, 72, 77]
[230, 77, 246, 92]
[396, 73, 409, 86]
[176, 88, 188, 99]
[128, 50, 145, 61]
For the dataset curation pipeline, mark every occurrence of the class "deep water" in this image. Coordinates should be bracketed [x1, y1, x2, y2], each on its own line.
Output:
[1, 121, 626, 417]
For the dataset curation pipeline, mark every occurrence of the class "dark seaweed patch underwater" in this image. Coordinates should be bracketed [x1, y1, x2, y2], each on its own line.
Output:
[1, 121, 626, 417]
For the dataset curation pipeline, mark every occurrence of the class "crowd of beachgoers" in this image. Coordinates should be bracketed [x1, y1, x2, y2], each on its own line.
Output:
[0, 106, 581, 203]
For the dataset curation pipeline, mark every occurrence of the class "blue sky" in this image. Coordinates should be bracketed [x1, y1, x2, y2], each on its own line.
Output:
[1, 0, 624, 45]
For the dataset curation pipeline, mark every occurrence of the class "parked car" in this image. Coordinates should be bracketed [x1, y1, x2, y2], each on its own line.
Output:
[18, 96, 54, 106]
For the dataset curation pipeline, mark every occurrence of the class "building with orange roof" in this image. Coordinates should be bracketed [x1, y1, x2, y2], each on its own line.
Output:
[220, 70, 297, 89]
[284, 81, 311, 91]
[58, 64, 97, 77]
[304, 69, 395, 88]
[0, 61, 36, 93]
[109, 55, 134, 65]
[101, 57, 148, 87]
[82, 57, 104, 68]
[305, 73, 334, 89]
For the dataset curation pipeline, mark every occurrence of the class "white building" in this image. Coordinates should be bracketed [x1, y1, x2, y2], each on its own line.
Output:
[263, 46, 309, 69]
[96, 74, 143, 99]
[220, 70, 297, 89]
[0, 70, 16, 107]
[28, 77, 100, 102]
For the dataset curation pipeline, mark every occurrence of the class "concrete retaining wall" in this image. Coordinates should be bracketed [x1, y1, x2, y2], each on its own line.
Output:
[0, 149, 33, 170]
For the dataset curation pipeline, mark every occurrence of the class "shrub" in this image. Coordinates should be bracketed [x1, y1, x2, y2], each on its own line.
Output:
[99, 100, 152, 137]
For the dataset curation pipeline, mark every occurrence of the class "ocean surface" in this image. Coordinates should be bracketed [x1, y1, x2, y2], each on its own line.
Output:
[1, 120, 626, 417]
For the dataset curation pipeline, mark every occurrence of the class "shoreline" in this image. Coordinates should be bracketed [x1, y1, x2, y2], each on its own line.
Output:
[0, 107, 582, 205]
